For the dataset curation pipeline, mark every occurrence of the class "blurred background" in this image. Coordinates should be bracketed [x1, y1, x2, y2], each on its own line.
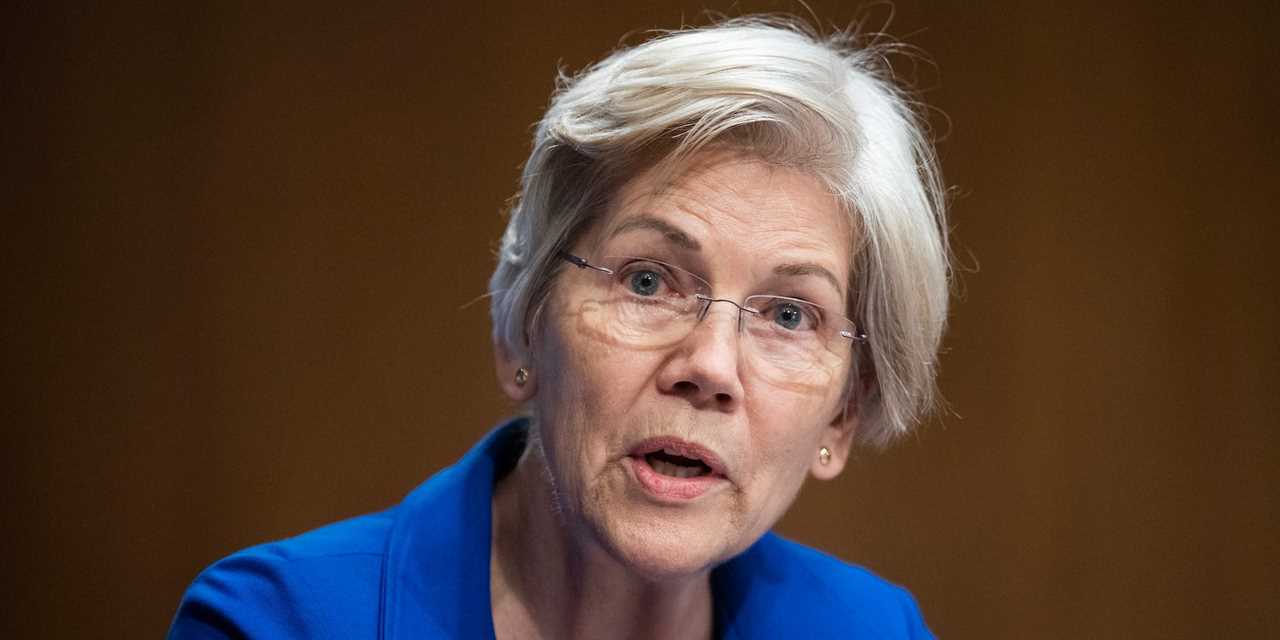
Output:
[4, 1, 1277, 637]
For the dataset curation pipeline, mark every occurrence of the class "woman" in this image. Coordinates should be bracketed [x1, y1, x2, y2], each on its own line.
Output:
[170, 17, 949, 639]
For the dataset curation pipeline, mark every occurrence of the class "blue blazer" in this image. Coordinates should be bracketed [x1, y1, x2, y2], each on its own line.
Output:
[169, 420, 935, 638]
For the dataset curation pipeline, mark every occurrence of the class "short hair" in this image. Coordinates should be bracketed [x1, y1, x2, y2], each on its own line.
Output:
[488, 16, 950, 448]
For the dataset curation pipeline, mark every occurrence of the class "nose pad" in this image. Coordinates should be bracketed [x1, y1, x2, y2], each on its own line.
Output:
[694, 295, 750, 331]
[660, 297, 746, 410]
[691, 297, 748, 349]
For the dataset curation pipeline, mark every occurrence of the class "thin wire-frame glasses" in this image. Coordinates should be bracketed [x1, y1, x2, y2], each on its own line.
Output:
[560, 252, 867, 378]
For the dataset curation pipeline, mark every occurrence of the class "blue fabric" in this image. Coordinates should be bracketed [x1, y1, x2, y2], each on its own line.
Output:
[169, 419, 935, 639]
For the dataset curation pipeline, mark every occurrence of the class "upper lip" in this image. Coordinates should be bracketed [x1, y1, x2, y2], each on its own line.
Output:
[629, 436, 728, 478]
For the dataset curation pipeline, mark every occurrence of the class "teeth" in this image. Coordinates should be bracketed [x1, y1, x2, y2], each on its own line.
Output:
[650, 458, 705, 479]
[661, 448, 705, 465]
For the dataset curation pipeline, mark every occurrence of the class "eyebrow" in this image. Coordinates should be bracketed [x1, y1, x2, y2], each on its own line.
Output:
[607, 214, 702, 251]
[609, 214, 843, 297]
[773, 262, 845, 299]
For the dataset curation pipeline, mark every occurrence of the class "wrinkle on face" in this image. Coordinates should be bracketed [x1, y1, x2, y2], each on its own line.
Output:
[526, 148, 857, 580]
[622, 155, 850, 298]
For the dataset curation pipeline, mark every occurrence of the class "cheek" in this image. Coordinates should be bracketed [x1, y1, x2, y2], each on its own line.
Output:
[541, 297, 664, 422]
[754, 427, 818, 490]
[746, 380, 838, 460]
[529, 316, 591, 490]
[532, 304, 658, 495]
[740, 441, 816, 536]
[738, 389, 836, 526]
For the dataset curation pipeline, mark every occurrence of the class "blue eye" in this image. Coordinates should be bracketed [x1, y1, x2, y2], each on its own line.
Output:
[628, 270, 662, 296]
[774, 302, 804, 330]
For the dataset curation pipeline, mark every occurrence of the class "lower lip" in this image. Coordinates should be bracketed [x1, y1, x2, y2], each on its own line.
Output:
[626, 455, 726, 501]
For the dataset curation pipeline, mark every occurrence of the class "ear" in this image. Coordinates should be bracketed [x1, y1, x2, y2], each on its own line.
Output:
[810, 409, 858, 481]
[494, 337, 536, 403]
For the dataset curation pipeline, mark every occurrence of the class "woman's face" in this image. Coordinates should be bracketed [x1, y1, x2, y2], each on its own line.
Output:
[519, 150, 858, 579]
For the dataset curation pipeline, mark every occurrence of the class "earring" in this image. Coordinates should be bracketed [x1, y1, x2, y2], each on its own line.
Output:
[514, 367, 529, 387]
[818, 446, 832, 466]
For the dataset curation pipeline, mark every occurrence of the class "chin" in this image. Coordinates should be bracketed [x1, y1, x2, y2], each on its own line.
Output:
[594, 507, 739, 582]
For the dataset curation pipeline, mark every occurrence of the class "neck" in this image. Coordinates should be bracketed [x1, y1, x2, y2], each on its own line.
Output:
[490, 439, 714, 640]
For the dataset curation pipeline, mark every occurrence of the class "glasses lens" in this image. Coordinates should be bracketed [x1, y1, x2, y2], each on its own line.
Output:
[578, 257, 705, 348]
[570, 256, 857, 379]
[743, 295, 854, 373]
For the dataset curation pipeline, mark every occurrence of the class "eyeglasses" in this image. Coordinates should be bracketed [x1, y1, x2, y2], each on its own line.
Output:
[559, 252, 867, 382]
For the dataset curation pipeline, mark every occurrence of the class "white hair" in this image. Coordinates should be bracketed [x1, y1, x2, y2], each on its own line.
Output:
[488, 17, 950, 448]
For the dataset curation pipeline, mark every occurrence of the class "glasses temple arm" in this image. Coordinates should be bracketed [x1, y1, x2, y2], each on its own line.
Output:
[559, 252, 614, 274]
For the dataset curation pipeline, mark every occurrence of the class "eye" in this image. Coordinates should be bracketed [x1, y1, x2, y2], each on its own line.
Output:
[777, 303, 802, 329]
[627, 270, 662, 296]
[775, 302, 804, 329]
[610, 257, 703, 299]
[759, 298, 820, 332]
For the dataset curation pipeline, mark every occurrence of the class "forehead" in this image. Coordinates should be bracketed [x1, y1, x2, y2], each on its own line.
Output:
[596, 151, 852, 285]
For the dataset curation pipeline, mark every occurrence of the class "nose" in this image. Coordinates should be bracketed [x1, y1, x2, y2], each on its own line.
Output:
[655, 299, 745, 412]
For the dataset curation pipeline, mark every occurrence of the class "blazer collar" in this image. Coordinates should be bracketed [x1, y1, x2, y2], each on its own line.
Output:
[380, 420, 527, 639]
[375, 418, 875, 639]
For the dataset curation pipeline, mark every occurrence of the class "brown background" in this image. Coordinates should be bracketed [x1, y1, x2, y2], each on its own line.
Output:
[4, 1, 1278, 638]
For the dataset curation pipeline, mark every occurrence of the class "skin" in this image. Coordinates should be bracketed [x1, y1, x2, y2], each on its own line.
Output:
[491, 150, 860, 640]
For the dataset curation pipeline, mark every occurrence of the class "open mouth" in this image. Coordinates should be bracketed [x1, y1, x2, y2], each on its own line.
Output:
[629, 437, 726, 480]
[627, 437, 727, 501]
[644, 450, 713, 478]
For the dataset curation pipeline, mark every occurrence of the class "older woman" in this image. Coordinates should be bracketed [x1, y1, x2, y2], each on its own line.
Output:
[170, 16, 948, 640]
